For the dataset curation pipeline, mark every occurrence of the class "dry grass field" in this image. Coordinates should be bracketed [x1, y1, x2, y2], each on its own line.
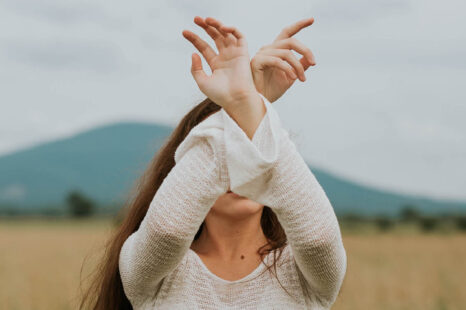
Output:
[1, 218, 465, 310]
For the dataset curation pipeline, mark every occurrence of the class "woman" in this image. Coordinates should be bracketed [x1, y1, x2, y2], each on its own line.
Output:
[80, 16, 347, 309]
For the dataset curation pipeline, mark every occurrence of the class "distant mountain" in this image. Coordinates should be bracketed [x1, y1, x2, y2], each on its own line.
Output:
[0, 122, 172, 212]
[0, 122, 464, 216]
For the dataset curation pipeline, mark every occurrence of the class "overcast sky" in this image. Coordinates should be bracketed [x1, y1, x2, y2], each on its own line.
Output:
[0, 0, 465, 200]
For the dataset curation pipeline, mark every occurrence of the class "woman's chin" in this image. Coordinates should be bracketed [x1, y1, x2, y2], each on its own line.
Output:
[210, 192, 264, 217]
[226, 191, 246, 199]
[212, 200, 264, 218]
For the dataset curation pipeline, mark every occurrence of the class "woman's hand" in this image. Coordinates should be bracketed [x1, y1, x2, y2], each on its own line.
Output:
[182, 16, 260, 113]
[250, 17, 316, 103]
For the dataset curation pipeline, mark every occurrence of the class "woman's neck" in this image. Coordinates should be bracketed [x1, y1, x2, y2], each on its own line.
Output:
[190, 211, 270, 261]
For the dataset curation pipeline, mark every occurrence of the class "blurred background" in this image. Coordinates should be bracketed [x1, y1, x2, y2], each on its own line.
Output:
[0, 0, 465, 309]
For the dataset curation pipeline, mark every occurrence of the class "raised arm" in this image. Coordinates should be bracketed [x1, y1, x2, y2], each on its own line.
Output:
[225, 93, 347, 308]
[261, 126, 347, 307]
[118, 127, 229, 306]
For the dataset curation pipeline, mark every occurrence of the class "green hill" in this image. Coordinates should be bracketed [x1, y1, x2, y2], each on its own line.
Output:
[0, 122, 464, 216]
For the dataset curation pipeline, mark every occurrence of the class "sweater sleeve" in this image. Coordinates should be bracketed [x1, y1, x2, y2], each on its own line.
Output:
[118, 119, 229, 307]
[224, 93, 347, 308]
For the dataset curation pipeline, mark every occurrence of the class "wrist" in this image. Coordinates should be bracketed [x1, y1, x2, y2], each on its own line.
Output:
[225, 88, 259, 108]
[253, 87, 273, 104]
[223, 92, 266, 140]
[225, 91, 262, 117]
[259, 91, 274, 104]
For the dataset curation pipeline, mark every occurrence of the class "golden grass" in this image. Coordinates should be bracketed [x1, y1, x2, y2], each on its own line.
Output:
[0, 218, 113, 310]
[333, 234, 466, 310]
[0, 218, 465, 310]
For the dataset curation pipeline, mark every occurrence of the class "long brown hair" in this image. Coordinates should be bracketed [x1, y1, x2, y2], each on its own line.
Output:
[79, 97, 290, 310]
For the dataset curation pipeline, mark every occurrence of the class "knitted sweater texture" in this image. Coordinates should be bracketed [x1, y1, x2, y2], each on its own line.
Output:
[119, 94, 347, 309]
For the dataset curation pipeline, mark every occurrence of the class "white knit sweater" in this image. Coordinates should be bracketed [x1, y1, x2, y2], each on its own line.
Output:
[119, 94, 347, 309]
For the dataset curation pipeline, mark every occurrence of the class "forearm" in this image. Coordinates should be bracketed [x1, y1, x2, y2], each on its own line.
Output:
[266, 136, 347, 306]
[119, 140, 228, 306]
[223, 91, 266, 140]
[221, 94, 347, 306]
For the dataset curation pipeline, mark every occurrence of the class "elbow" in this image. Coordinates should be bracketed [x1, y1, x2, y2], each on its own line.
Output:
[118, 229, 188, 301]
[312, 229, 347, 276]
[318, 242, 348, 307]
[298, 233, 347, 307]
[118, 233, 163, 306]
[118, 233, 139, 302]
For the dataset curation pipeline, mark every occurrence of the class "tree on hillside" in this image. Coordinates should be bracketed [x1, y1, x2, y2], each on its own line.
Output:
[340, 213, 366, 223]
[374, 214, 395, 231]
[66, 190, 95, 217]
[455, 216, 466, 231]
[399, 205, 421, 222]
[419, 216, 438, 232]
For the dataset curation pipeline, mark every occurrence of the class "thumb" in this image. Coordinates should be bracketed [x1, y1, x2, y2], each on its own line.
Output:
[191, 53, 208, 88]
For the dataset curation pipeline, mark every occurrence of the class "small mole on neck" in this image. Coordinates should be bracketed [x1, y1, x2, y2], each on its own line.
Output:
[240, 255, 245, 259]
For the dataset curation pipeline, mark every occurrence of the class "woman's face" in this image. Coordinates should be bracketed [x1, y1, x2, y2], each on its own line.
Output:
[209, 190, 264, 219]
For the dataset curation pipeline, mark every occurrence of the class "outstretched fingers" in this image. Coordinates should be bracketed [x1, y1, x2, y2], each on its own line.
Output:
[275, 17, 314, 41]
[219, 25, 244, 40]
[260, 48, 307, 81]
[270, 17, 316, 66]
[205, 17, 238, 46]
[193, 16, 225, 50]
[182, 29, 217, 66]
[252, 54, 298, 80]
[271, 37, 316, 66]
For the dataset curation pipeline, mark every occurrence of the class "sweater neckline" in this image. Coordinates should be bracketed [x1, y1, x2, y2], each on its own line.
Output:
[188, 248, 270, 285]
